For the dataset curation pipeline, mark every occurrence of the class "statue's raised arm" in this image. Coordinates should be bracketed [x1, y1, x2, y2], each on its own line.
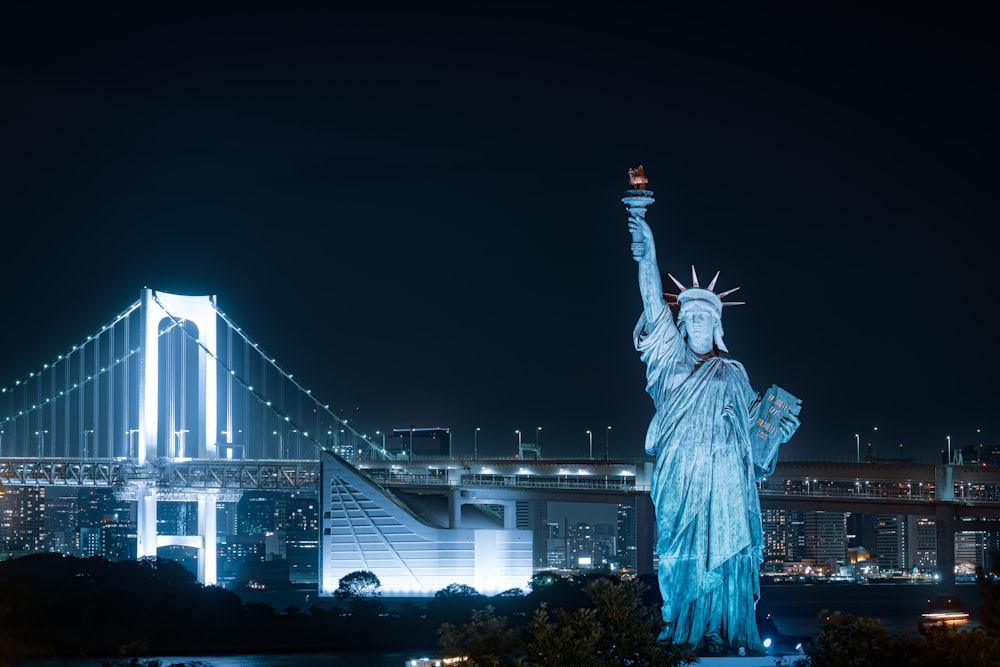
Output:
[624, 166, 665, 326]
[629, 215, 666, 325]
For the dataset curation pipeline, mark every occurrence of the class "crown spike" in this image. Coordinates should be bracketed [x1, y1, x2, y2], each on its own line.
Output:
[690, 265, 700, 288]
[717, 286, 741, 298]
[706, 270, 720, 291]
[722, 301, 746, 307]
[666, 273, 687, 292]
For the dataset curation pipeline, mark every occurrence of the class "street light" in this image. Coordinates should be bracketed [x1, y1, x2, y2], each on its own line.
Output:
[34, 430, 48, 459]
[474, 427, 480, 460]
[173, 429, 189, 458]
[273, 431, 283, 459]
[606, 426, 612, 459]
[947, 435, 952, 464]
[855, 433, 860, 463]
[82, 429, 93, 460]
[376, 430, 387, 457]
[515, 429, 521, 454]
[536, 427, 542, 449]
[586, 430, 593, 459]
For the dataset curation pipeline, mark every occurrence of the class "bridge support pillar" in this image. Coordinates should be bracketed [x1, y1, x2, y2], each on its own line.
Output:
[502, 501, 517, 529]
[139, 289, 219, 464]
[935, 465, 955, 501]
[525, 501, 546, 569]
[135, 483, 158, 560]
[198, 492, 218, 586]
[449, 488, 462, 528]
[935, 503, 956, 592]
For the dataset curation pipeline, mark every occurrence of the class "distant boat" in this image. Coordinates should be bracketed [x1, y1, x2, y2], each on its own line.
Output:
[919, 595, 970, 628]
[405, 658, 468, 667]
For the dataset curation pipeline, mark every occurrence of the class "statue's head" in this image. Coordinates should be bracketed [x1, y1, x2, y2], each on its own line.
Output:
[678, 294, 725, 354]
[667, 267, 743, 354]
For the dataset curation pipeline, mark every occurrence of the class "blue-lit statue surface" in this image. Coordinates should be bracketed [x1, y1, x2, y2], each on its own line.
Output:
[627, 202, 800, 655]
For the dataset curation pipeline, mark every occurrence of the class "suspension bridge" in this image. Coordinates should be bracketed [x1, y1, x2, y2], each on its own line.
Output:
[0, 288, 389, 584]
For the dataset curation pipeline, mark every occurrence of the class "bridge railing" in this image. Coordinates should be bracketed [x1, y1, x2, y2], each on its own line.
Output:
[758, 485, 935, 502]
[367, 469, 645, 492]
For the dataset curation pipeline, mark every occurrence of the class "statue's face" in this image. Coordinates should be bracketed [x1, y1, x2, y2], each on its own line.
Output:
[680, 303, 717, 354]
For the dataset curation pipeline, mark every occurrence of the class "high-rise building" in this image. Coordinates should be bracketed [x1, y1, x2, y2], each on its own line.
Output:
[955, 531, 987, 573]
[566, 521, 594, 569]
[44, 493, 78, 554]
[802, 511, 846, 573]
[565, 521, 614, 569]
[277, 492, 320, 584]
[847, 513, 873, 550]
[217, 534, 268, 585]
[876, 514, 907, 570]
[762, 508, 793, 561]
[218, 501, 239, 537]
[75, 488, 135, 560]
[238, 492, 279, 535]
[101, 519, 137, 562]
[593, 523, 617, 569]
[0, 486, 47, 557]
[908, 516, 936, 571]
[616, 504, 637, 571]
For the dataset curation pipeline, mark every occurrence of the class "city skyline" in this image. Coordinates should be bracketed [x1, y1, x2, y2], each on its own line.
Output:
[3, 476, 996, 582]
[1, 5, 997, 463]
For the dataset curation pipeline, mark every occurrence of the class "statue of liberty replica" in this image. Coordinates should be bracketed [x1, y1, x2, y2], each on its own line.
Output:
[624, 167, 801, 656]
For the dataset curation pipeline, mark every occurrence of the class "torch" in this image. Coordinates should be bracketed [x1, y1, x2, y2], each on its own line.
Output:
[622, 165, 655, 258]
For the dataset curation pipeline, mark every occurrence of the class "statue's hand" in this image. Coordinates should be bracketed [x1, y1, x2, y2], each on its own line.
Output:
[628, 215, 653, 261]
[779, 414, 801, 443]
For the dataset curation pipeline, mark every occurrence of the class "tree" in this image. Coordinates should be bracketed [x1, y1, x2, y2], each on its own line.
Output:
[428, 583, 490, 624]
[334, 570, 381, 600]
[526, 603, 600, 666]
[439, 606, 524, 667]
[526, 578, 695, 667]
[804, 611, 913, 667]
[435, 583, 485, 599]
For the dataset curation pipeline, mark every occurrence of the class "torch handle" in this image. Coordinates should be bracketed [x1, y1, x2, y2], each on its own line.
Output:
[628, 207, 646, 243]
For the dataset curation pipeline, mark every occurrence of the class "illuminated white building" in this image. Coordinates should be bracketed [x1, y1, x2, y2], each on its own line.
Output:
[318, 452, 532, 596]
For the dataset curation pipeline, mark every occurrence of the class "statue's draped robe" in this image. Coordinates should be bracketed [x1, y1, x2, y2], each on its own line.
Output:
[635, 308, 777, 653]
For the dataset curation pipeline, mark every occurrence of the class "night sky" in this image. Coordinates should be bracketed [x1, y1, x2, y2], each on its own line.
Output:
[2, 4, 996, 464]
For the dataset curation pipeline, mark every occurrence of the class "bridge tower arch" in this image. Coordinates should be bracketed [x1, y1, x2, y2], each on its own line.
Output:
[138, 288, 218, 465]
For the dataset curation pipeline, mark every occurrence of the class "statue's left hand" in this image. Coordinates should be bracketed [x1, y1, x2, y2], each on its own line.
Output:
[779, 414, 801, 443]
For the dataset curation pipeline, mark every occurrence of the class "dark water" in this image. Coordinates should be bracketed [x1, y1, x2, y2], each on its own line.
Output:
[15, 583, 985, 666]
[758, 581, 983, 638]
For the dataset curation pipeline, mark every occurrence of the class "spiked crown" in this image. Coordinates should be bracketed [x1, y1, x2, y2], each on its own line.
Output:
[664, 266, 744, 318]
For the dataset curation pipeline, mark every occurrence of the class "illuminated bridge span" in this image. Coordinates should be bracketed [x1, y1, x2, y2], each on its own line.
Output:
[0, 289, 387, 464]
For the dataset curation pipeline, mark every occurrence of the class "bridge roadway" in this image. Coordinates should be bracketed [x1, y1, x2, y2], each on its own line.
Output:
[3, 455, 998, 584]
[3, 455, 1000, 503]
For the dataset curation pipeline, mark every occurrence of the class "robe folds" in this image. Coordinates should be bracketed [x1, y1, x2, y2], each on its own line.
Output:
[635, 308, 776, 653]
